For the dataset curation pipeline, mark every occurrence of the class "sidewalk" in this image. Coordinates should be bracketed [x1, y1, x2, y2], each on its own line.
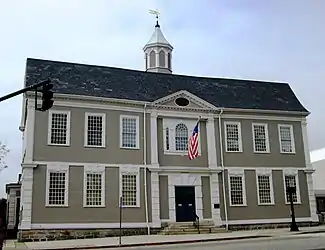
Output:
[4, 225, 325, 250]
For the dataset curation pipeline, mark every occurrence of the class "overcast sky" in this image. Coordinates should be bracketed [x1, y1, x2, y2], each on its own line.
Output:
[0, 0, 324, 197]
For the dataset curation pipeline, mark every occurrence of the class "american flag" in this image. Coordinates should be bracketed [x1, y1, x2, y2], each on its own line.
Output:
[188, 121, 200, 160]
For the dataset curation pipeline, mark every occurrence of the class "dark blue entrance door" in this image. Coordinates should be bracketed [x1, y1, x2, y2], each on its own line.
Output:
[175, 186, 196, 222]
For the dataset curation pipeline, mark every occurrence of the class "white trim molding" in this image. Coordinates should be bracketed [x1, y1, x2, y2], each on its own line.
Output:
[162, 117, 201, 156]
[119, 166, 140, 208]
[252, 123, 270, 153]
[255, 168, 275, 205]
[278, 124, 296, 154]
[206, 116, 217, 169]
[283, 168, 301, 204]
[47, 110, 71, 146]
[45, 164, 70, 207]
[84, 112, 106, 148]
[210, 173, 222, 225]
[30, 222, 161, 229]
[150, 111, 159, 167]
[150, 172, 160, 227]
[167, 173, 203, 221]
[223, 217, 313, 225]
[119, 115, 140, 150]
[228, 168, 247, 207]
[23, 99, 35, 163]
[301, 120, 318, 222]
[83, 164, 106, 208]
[224, 121, 243, 153]
[19, 164, 37, 230]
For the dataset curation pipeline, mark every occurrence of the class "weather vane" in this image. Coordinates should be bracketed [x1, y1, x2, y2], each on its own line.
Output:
[149, 9, 160, 26]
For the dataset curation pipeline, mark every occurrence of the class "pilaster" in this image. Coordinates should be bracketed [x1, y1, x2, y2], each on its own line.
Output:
[206, 115, 217, 169]
[24, 99, 35, 163]
[150, 172, 161, 227]
[150, 111, 159, 168]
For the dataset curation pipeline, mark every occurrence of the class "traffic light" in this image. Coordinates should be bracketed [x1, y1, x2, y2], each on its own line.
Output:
[40, 81, 54, 111]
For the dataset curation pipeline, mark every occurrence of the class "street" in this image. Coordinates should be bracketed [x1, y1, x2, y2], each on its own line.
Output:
[104, 233, 325, 250]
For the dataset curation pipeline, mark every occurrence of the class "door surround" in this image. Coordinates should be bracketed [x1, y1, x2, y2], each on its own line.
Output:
[166, 173, 203, 222]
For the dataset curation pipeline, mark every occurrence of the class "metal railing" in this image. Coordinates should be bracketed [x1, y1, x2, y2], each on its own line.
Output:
[193, 213, 200, 234]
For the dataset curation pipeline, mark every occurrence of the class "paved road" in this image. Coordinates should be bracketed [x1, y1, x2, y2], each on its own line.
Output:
[105, 233, 325, 250]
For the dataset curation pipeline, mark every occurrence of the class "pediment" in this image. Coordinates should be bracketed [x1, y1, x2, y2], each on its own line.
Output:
[152, 90, 217, 110]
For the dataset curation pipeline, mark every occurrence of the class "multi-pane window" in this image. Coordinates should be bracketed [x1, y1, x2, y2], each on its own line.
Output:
[85, 173, 103, 207]
[229, 175, 245, 205]
[48, 172, 67, 206]
[121, 116, 139, 149]
[257, 175, 273, 204]
[253, 124, 269, 153]
[121, 174, 138, 207]
[175, 123, 188, 151]
[85, 113, 105, 147]
[279, 125, 295, 153]
[225, 122, 242, 152]
[284, 175, 298, 203]
[49, 111, 70, 145]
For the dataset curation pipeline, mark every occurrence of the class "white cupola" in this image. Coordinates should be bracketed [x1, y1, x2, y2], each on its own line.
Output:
[143, 18, 173, 74]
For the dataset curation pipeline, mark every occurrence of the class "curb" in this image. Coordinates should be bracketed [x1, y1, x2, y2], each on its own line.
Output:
[28, 235, 271, 250]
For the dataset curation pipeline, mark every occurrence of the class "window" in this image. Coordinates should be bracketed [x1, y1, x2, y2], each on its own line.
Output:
[256, 172, 274, 205]
[228, 171, 246, 206]
[284, 173, 300, 204]
[168, 53, 171, 69]
[252, 123, 270, 153]
[46, 165, 69, 207]
[278, 124, 295, 153]
[83, 165, 105, 207]
[159, 50, 165, 67]
[175, 123, 188, 151]
[85, 113, 106, 147]
[119, 166, 140, 207]
[120, 115, 140, 149]
[316, 197, 325, 213]
[48, 110, 70, 146]
[225, 122, 242, 152]
[149, 51, 155, 68]
[163, 118, 201, 155]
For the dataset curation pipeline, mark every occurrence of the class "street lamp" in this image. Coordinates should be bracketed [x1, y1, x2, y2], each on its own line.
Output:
[287, 185, 299, 232]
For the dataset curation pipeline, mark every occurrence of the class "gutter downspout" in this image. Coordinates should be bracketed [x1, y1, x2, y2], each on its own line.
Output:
[218, 108, 229, 231]
[143, 103, 150, 235]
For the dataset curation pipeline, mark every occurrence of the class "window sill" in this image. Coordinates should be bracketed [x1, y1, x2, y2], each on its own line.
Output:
[164, 151, 202, 156]
[83, 205, 106, 208]
[257, 203, 275, 206]
[229, 204, 247, 207]
[253, 151, 270, 154]
[45, 204, 69, 208]
[84, 145, 106, 148]
[225, 151, 243, 153]
[285, 201, 301, 205]
[47, 143, 70, 147]
[120, 146, 140, 150]
[120, 205, 140, 208]
[280, 151, 296, 155]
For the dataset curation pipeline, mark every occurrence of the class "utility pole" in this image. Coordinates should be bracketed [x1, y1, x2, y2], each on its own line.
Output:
[0, 79, 54, 112]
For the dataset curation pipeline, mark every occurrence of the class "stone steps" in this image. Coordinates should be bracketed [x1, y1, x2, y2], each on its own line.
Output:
[159, 222, 226, 235]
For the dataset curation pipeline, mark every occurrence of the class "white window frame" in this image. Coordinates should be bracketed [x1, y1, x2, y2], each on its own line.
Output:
[163, 118, 201, 156]
[252, 123, 270, 153]
[256, 169, 275, 205]
[47, 110, 71, 146]
[283, 169, 301, 204]
[278, 124, 296, 154]
[228, 169, 247, 207]
[83, 165, 105, 207]
[45, 164, 69, 207]
[84, 112, 106, 148]
[120, 115, 140, 149]
[224, 121, 243, 153]
[119, 166, 140, 208]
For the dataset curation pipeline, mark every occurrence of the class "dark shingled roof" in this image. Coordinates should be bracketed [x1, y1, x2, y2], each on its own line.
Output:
[25, 58, 308, 113]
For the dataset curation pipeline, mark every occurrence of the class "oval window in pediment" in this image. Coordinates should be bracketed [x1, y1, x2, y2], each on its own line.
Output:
[175, 97, 189, 107]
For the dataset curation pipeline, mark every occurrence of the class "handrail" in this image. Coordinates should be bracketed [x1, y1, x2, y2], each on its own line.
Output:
[194, 213, 200, 234]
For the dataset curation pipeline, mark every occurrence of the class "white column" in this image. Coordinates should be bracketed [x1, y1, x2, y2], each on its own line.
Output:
[24, 99, 35, 163]
[206, 116, 217, 169]
[150, 111, 159, 168]
[210, 173, 222, 225]
[151, 172, 161, 227]
[301, 120, 318, 222]
[19, 164, 36, 229]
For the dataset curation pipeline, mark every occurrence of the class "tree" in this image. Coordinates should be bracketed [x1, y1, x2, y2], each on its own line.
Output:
[0, 141, 9, 171]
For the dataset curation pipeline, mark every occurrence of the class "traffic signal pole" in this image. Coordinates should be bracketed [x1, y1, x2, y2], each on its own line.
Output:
[0, 79, 51, 103]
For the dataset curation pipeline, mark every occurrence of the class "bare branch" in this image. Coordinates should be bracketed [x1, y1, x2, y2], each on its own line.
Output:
[0, 141, 9, 169]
